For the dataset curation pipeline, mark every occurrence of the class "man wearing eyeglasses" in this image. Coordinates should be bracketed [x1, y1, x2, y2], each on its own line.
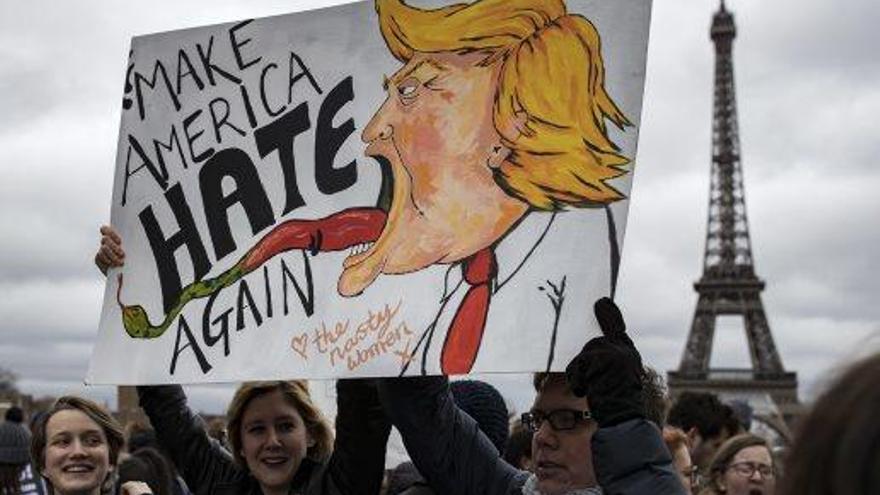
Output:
[379, 298, 686, 495]
[519, 372, 600, 493]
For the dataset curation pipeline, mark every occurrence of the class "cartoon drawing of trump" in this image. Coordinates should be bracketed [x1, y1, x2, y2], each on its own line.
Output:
[116, 0, 632, 376]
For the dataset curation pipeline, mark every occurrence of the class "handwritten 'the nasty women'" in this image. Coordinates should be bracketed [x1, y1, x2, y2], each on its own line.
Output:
[291, 301, 414, 371]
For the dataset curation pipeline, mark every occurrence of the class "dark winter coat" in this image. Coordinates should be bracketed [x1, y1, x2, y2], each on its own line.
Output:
[378, 376, 685, 495]
[138, 380, 389, 495]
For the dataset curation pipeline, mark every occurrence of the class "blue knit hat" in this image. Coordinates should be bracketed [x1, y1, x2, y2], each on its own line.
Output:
[450, 380, 509, 453]
[0, 421, 31, 464]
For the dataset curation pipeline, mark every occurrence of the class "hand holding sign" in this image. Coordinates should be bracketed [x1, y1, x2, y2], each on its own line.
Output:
[565, 297, 645, 428]
[95, 225, 124, 274]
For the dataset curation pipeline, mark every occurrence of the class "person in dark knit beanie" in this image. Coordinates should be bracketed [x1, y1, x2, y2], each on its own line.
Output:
[0, 419, 32, 494]
[4, 407, 25, 424]
[449, 380, 509, 453]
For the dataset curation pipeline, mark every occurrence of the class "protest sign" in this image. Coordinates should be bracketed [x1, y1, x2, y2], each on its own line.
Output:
[88, 0, 652, 384]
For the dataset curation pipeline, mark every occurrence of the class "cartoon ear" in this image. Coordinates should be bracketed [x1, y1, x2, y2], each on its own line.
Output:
[487, 143, 511, 169]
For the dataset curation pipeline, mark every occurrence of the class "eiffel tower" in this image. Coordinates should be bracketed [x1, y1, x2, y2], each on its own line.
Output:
[667, 1, 798, 424]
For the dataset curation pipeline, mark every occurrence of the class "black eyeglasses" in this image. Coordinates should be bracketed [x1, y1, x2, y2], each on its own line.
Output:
[521, 409, 592, 432]
[727, 462, 775, 478]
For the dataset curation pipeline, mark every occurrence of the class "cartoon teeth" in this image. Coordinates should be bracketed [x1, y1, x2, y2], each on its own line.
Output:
[348, 242, 375, 257]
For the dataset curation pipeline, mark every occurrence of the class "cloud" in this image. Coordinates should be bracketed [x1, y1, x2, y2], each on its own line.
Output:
[617, 0, 880, 406]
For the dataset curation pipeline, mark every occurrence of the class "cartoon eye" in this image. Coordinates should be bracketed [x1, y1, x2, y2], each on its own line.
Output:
[397, 78, 420, 102]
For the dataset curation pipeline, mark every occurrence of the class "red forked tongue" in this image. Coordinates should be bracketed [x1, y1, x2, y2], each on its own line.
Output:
[243, 207, 387, 272]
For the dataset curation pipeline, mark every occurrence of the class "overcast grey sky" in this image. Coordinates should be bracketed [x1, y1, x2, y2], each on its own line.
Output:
[1, 0, 878, 417]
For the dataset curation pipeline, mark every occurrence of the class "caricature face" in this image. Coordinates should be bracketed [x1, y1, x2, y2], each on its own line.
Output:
[530, 382, 597, 495]
[42, 409, 113, 495]
[340, 50, 529, 296]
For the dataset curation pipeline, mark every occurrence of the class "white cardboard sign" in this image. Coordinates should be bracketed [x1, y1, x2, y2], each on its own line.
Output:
[88, 0, 651, 384]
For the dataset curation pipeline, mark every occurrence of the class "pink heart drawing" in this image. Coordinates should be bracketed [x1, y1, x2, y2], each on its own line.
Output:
[290, 333, 309, 360]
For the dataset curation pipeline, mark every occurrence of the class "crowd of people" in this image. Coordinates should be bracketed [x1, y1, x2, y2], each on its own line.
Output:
[1, 234, 878, 495]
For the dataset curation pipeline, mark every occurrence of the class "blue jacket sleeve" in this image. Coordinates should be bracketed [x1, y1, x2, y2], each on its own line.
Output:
[592, 419, 686, 495]
[378, 376, 529, 495]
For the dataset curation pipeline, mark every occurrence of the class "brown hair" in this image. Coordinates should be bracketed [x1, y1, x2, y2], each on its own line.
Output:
[30, 396, 125, 494]
[117, 447, 174, 495]
[779, 352, 880, 495]
[226, 381, 333, 469]
[700, 434, 770, 495]
[532, 372, 568, 393]
[642, 366, 669, 428]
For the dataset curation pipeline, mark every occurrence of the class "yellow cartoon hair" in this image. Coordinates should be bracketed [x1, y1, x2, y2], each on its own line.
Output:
[376, 0, 631, 210]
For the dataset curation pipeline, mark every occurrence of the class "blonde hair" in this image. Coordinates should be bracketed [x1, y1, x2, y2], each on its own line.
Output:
[226, 381, 333, 469]
[376, 0, 631, 210]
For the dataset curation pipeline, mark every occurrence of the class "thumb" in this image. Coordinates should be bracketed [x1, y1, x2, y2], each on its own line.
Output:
[593, 297, 626, 337]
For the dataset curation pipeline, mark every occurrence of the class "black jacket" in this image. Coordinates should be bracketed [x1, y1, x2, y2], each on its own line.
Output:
[138, 379, 390, 495]
[378, 376, 685, 495]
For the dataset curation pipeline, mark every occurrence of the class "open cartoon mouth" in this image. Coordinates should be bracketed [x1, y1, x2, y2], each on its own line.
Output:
[338, 150, 409, 296]
[376, 155, 394, 215]
[344, 154, 394, 260]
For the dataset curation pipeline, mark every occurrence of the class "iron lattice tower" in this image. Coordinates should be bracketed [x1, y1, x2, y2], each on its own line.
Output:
[668, 1, 798, 422]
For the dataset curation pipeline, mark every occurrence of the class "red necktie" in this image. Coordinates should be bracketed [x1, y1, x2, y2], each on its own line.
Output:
[440, 248, 496, 374]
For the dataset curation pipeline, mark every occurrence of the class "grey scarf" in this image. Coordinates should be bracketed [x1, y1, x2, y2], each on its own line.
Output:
[520, 474, 603, 495]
